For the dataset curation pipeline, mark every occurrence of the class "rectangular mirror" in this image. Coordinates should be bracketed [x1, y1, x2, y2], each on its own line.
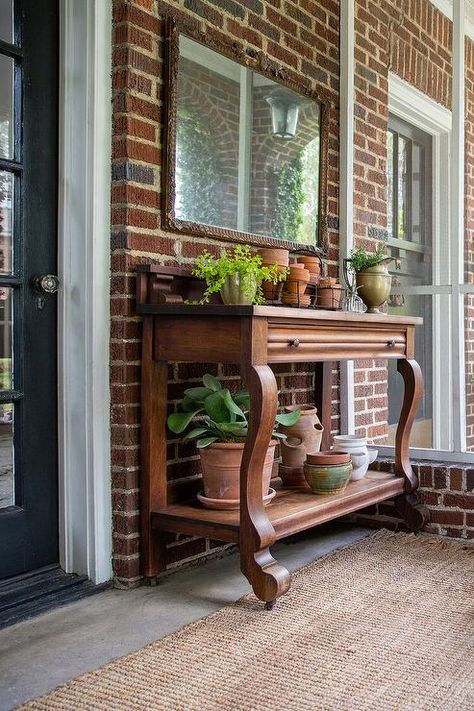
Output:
[163, 20, 330, 253]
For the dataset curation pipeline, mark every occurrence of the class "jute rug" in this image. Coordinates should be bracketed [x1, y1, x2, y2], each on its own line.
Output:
[19, 530, 474, 711]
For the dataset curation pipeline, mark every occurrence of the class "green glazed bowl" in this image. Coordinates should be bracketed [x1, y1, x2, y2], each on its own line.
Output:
[303, 461, 352, 495]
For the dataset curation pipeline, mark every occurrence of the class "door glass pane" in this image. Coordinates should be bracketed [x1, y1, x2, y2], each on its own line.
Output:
[387, 131, 394, 239]
[0, 287, 12, 389]
[398, 136, 408, 240]
[411, 143, 423, 244]
[0, 55, 14, 160]
[0, 171, 13, 272]
[0, 401, 13, 508]
[0, 1, 13, 44]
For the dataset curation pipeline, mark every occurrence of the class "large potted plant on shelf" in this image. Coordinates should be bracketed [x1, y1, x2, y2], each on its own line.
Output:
[167, 373, 300, 510]
[193, 245, 288, 305]
[344, 244, 395, 313]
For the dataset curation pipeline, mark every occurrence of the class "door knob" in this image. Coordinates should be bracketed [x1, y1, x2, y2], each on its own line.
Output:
[33, 275, 60, 294]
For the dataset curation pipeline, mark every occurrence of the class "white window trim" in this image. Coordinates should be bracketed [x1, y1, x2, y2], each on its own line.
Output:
[377, 69, 474, 464]
[57, 0, 112, 583]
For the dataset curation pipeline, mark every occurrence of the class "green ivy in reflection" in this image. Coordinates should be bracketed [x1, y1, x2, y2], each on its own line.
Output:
[270, 156, 305, 242]
[175, 107, 221, 225]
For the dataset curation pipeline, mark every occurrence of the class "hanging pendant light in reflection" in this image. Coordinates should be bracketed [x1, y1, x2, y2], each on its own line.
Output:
[265, 93, 301, 139]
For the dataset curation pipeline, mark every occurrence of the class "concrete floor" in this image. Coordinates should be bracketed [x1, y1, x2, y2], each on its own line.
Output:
[0, 524, 370, 710]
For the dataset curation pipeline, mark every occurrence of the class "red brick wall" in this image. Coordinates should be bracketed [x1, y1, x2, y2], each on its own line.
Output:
[111, 0, 340, 586]
[110, 0, 474, 586]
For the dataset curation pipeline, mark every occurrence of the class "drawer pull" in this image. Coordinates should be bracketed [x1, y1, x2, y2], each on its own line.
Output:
[387, 340, 396, 348]
[288, 338, 300, 348]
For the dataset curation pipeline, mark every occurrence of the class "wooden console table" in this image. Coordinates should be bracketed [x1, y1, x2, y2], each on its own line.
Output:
[136, 265, 429, 607]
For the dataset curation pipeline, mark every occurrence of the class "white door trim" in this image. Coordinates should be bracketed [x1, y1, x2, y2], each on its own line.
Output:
[57, 0, 112, 583]
[388, 73, 453, 453]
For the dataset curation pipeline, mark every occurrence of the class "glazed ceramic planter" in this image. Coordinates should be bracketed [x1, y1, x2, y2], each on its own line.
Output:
[355, 260, 393, 313]
[279, 405, 323, 471]
[198, 440, 277, 510]
[220, 273, 257, 305]
[332, 435, 377, 481]
[303, 451, 352, 495]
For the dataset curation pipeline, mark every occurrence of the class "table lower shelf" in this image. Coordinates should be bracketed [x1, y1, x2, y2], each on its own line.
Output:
[151, 471, 405, 544]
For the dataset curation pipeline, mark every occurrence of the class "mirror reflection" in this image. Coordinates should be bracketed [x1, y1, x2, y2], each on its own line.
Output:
[175, 36, 321, 245]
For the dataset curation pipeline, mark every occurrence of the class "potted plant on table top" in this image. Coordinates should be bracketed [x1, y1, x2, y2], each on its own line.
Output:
[344, 244, 395, 313]
[167, 373, 300, 510]
[193, 245, 288, 305]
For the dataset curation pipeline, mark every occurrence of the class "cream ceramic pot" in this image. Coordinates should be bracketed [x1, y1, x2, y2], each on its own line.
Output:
[331, 435, 377, 481]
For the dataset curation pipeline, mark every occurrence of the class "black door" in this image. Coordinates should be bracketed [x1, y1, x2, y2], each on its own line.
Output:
[0, 0, 58, 578]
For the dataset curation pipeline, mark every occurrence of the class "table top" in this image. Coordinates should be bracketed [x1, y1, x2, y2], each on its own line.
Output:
[135, 302, 423, 326]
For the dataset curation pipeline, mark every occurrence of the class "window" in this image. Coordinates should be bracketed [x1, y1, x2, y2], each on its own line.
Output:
[386, 117, 434, 449]
[369, 74, 474, 462]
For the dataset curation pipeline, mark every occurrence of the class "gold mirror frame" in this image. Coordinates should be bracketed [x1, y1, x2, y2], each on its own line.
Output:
[162, 17, 332, 255]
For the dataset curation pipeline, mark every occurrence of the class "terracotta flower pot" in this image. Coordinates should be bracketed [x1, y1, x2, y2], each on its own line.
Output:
[317, 283, 342, 309]
[279, 405, 324, 471]
[198, 440, 277, 510]
[257, 248, 289, 268]
[297, 256, 321, 276]
[284, 266, 310, 295]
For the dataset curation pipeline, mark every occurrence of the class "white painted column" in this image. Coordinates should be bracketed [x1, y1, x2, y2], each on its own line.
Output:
[339, 0, 355, 434]
[58, 0, 113, 583]
[451, 0, 467, 452]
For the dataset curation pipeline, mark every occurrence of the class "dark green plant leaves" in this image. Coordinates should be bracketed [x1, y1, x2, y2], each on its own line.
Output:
[196, 436, 219, 448]
[183, 386, 213, 402]
[203, 373, 222, 392]
[275, 410, 301, 426]
[184, 426, 211, 440]
[167, 408, 203, 434]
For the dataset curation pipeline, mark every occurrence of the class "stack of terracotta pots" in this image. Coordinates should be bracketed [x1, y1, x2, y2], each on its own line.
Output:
[282, 262, 311, 307]
[257, 248, 289, 301]
[317, 276, 343, 309]
[297, 255, 321, 296]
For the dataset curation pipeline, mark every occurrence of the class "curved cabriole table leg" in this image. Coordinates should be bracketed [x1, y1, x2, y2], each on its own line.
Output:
[239, 364, 291, 606]
[394, 358, 430, 531]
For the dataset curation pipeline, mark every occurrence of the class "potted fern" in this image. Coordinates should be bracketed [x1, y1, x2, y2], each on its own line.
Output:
[193, 245, 288, 305]
[167, 373, 300, 510]
[345, 244, 394, 313]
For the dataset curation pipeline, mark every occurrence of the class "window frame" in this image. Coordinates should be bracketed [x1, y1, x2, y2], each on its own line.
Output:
[375, 74, 474, 463]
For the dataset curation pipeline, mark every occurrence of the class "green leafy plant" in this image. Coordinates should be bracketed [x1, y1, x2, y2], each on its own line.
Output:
[167, 373, 301, 448]
[347, 244, 388, 272]
[193, 245, 288, 305]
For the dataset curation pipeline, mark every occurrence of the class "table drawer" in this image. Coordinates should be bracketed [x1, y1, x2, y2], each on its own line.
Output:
[267, 324, 407, 362]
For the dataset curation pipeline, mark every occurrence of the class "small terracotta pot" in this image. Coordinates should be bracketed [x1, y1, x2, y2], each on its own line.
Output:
[317, 283, 342, 309]
[279, 464, 307, 488]
[257, 248, 289, 268]
[297, 256, 321, 276]
[280, 405, 324, 469]
[285, 266, 310, 295]
[306, 450, 351, 465]
[262, 264, 287, 301]
[199, 440, 277, 509]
